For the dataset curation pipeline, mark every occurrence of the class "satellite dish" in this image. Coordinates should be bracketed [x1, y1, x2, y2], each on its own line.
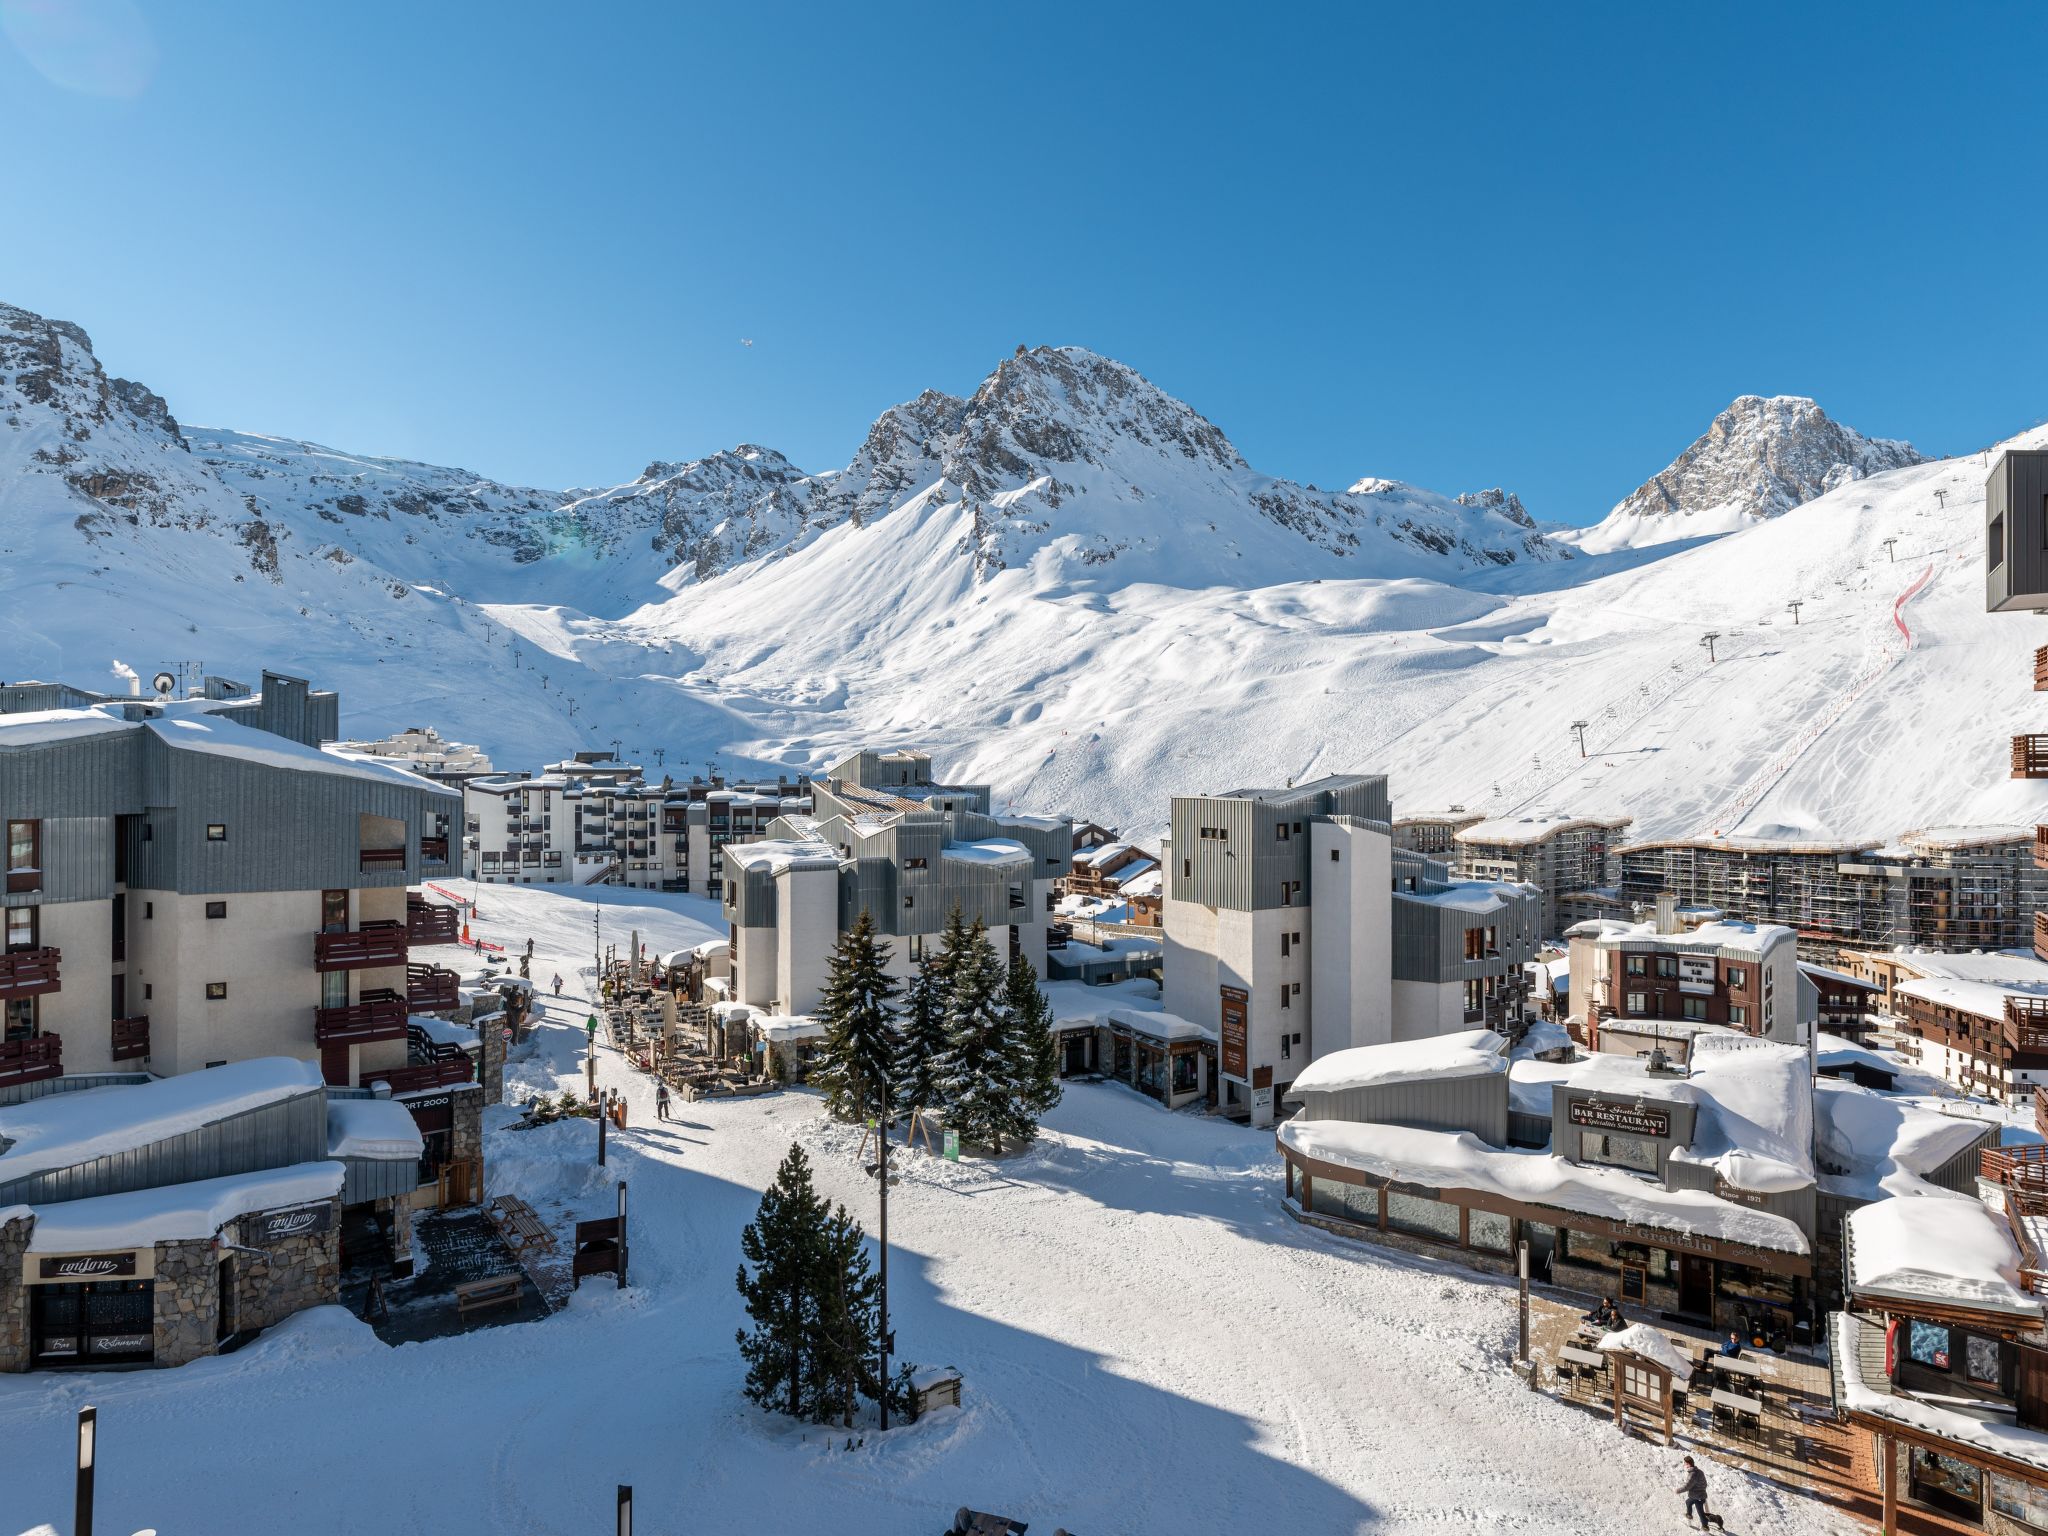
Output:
[151, 671, 176, 697]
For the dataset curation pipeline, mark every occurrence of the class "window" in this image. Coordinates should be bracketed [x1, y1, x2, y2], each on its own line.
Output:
[206, 823, 227, 841]
[1329, 849, 1339, 862]
[205, 982, 227, 1000]
[904, 895, 914, 909]
[1730, 1005, 1748, 1027]
[1579, 1131, 1658, 1174]
[908, 935, 926, 962]
[204, 901, 227, 920]
[1991, 512, 2007, 568]
[1908, 1320, 1952, 1370]
[1182, 859, 1192, 879]
[1293, 821, 1303, 835]
[1385, 1190, 1460, 1242]
[1725, 966, 1747, 988]
[1991, 1471, 2048, 1528]
[1655, 956, 1677, 979]
[904, 857, 928, 870]
[321, 889, 347, 932]
[1625, 955, 1646, 976]
[1626, 991, 1648, 1013]
[5, 819, 39, 893]
[143, 901, 153, 919]
[1681, 996, 1707, 1021]
[1909, 1447, 1982, 1519]
[4, 905, 34, 951]
[1280, 933, 1291, 957]
[1467, 1208, 1512, 1253]
[1275, 824, 1289, 842]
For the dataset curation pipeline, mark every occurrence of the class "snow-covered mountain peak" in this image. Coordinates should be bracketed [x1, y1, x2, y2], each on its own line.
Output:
[1562, 393, 1925, 555]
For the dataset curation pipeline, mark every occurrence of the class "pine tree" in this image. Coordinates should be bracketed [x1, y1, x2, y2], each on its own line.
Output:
[811, 908, 901, 1124]
[1005, 957, 1062, 1121]
[894, 905, 972, 1137]
[735, 1144, 829, 1419]
[935, 924, 1034, 1155]
[812, 1202, 884, 1427]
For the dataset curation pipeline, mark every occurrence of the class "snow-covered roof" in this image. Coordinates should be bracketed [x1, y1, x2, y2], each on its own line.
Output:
[1396, 879, 1528, 913]
[1897, 973, 2048, 1019]
[1107, 1006, 1212, 1043]
[1833, 1311, 2048, 1477]
[150, 703, 458, 795]
[327, 1098, 425, 1160]
[1076, 840, 1132, 867]
[756, 1015, 826, 1044]
[1455, 813, 1631, 847]
[0, 1057, 324, 1184]
[1800, 961, 1878, 991]
[1898, 824, 2031, 851]
[0, 706, 134, 748]
[1279, 1118, 1808, 1254]
[409, 1014, 479, 1051]
[943, 838, 1032, 868]
[24, 1161, 346, 1254]
[1596, 1323, 1691, 1378]
[1568, 916, 1795, 958]
[1119, 867, 1163, 897]
[1289, 1029, 1505, 1096]
[723, 838, 841, 874]
[1846, 1195, 2040, 1317]
[1813, 1079, 1991, 1201]
[1814, 1033, 1896, 1076]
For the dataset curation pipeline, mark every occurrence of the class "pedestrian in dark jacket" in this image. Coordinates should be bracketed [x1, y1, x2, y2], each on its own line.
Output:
[1721, 1331, 1743, 1358]
[1677, 1456, 1722, 1528]
[655, 1081, 671, 1121]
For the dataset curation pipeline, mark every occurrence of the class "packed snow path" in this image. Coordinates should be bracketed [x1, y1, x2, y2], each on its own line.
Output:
[1, 887, 1849, 1535]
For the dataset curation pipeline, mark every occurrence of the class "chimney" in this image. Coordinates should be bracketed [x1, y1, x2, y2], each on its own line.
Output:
[1655, 891, 1678, 935]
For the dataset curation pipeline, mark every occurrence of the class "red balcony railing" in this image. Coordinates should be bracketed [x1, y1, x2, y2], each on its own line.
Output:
[2037, 909, 2048, 966]
[313, 988, 407, 1046]
[0, 947, 62, 1000]
[2017, 736, 2048, 779]
[358, 845, 407, 872]
[420, 836, 449, 865]
[366, 1058, 474, 1094]
[2007, 996, 2048, 1053]
[406, 898, 460, 945]
[2037, 1084, 2048, 1142]
[314, 922, 408, 972]
[406, 963, 459, 1011]
[110, 1015, 150, 1062]
[0, 1032, 62, 1087]
[2035, 645, 2048, 691]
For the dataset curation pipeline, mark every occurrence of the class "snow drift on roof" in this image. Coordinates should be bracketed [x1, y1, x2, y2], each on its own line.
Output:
[1846, 1194, 2039, 1315]
[25, 1161, 346, 1253]
[723, 838, 841, 874]
[1813, 1078, 1991, 1201]
[327, 1099, 425, 1160]
[1596, 1323, 1691, 1378]
[0, 1057, 325, 1184]
[1290, 1029, 1505, 1096]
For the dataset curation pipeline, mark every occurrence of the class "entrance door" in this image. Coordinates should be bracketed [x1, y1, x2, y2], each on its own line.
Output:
[217, 1258, 236, 1341]
[1063, 1032, 1090, 1077]
[33, 1281, 155, 1365]
[1678, 1253, 1713, 1318]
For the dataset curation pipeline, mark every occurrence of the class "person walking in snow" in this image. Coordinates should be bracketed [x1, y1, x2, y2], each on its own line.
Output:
[553, 973, 563, 996]
[1676, 1456, 1721, 1529]
[655, 1080, 671, 1121]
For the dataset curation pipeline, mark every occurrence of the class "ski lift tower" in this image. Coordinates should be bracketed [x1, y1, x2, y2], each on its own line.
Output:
[1570, 720, 1589, 758]
[1700, 631, 1721, 663]
[1786, 600, 1804, 626]
[1881, 537, 1898, 563]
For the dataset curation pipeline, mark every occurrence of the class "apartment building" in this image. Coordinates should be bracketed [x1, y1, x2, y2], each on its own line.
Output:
[1160, 775, 1542, 1127]
[1617, 827, 2048, 954]
[1564, 895, 1803, 1054]
[1452, 812, 1632, 940]
[1887, 950, 2048, 1106]
[0, 670, 467, 1095]
[721, 749, 1068, 1016]
[329, 725, 494, 786]
[463, 759, 807, 892]
[1391, 807, 1483, 857]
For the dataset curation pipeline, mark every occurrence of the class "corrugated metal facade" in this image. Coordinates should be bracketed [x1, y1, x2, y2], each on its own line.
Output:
[0, 1086, 327, 1206]
[1289, 1069, 1510, 1146]
[1169, 775, 1391, 911]
[1987, 449, 2048, 612]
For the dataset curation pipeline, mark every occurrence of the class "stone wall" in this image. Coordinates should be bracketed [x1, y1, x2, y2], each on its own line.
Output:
[234, 1198, 341, 1332]
[480, 1000, 507, 1103]
[451, 1084, 483, 1184]
[0, 1215, 30, 1372]
[152, 1237, 220, 1368]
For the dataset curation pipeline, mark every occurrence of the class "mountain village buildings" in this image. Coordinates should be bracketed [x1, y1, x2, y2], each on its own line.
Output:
[1564, 896, 1804, 1057]
[329, 725, 494, 787]
[1450, 812, 1632, 941]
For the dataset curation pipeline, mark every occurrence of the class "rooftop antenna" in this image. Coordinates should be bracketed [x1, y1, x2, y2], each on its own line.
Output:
[1570, 720, 1589, 758]
[1881, 537, 1898, 564]
[1786, 600, 1804, 626]
[1700, 631, 1721, 664]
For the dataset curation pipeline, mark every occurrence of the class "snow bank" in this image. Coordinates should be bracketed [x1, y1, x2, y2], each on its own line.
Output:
[1845, 1194, 2039, 1315]
[1813, 1079, 1991, 1201]
[0, 1057, 324, 1183]
[1279, 1118, 1808, 1253]
[1290, 1029, 1505, 1096]
[327, 1098, 425, 1160]
[25, 1161, 346, 1253]
[1596, 1323, 1691, 1379]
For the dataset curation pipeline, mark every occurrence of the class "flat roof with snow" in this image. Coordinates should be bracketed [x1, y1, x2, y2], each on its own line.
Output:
[1289, 1029, 1505, 1096]
[22, 1161, 346, 1255]
[1846, 1195, 2041, 1318]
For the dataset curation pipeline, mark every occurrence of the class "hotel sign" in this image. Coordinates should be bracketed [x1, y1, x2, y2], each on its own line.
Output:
[1569, 1098, 1670, 1139]
[35, 1251, 139, 1282]
[247, 1204, 334, 1247]
[1678, 956, 1716, 996]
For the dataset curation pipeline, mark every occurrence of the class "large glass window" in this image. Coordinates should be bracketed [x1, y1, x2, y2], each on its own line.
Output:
[5, 819, 39, 892]
[1385, 1190, 1460, 1242]
[1467, 1208, 1512, 1253]
[1967, 1334, 2005, 1387]
[1909, 1448, 1982, 1519]
[1170, 1051, 1199, 1096]
[1321, 1180, 1378, 1228]
[1579, 1131, 1658, 1174]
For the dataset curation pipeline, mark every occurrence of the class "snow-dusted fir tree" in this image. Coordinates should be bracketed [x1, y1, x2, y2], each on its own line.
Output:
[811, 908, 900, 1123]
[894, 904, 971, 1135]
[1005, 957, 1062, 1119]
[935, 924, 1035, 1154]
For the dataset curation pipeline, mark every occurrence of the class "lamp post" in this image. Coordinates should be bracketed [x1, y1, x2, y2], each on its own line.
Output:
[1517, 1242, 1531, 1366]
[76, 1405, 96, 1536]
[617, 1484, 632, 1536]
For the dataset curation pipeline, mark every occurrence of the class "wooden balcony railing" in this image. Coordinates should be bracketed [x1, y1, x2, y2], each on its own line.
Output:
[2016, 736, 2048, 779]
[358, 845, 407, 872]
[405, 898, 460, 946]
[0, 1032, 62, 1087]
[0, 946, 62, 1000]
[365, 1058, 474, 1094]
[110, 1015, 150, 1062]
[2034, 645, 2048, 691]
[406, 963, 459, 1011]
[2038, 1084, 2048, 1142]
[2037, 908, 2048, 966]
[420, 836, 450, 865]
[2007, 996, 2048, 1053]
[314, 922, 408, 972]
[313, 988, 407, 1046]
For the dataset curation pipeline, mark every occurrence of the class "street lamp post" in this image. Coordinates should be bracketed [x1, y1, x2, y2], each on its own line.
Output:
[76, 1405, 96, 1536]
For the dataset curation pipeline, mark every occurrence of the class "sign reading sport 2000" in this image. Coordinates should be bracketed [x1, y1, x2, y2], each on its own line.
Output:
[1568, 1098, 1670, 1139]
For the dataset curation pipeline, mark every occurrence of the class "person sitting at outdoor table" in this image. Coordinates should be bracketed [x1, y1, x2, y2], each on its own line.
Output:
[1584, 1297, 1621, 1330]
[1720, 1331, 1743, 1359]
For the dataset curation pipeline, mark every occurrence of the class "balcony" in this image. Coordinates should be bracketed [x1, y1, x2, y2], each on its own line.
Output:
[110, 1015, 151, 1062]
[0, 1032, 61, 1088]
[0, 946, 62, 1000]
[2038, 908, 2048, 966]
[2007, 996, 2048, 1053]
[406, 897, 460, 945]
[314, 922, 408, 972]
[2017, 736, 2048, 779]
[365, 1058, 474, 1094]
[359, 845, 407, 873]
[2036, 646, 2048, 691]
[420, 835, 450, 865]
[406, 963, 459, 1011]
[314, 988, 407, 1046]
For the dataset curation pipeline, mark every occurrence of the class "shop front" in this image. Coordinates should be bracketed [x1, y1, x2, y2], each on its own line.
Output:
[28, 1249, 155, 1366]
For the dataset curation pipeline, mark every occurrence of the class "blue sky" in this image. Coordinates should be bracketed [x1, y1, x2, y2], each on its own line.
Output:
[2, 1, 2044, 524]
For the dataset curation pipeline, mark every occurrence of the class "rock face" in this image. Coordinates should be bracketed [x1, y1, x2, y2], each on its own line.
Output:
[1568, 395, 1924, 554]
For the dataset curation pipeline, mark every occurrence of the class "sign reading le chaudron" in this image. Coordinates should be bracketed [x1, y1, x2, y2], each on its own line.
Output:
[1568, 1098, 1670, 1139]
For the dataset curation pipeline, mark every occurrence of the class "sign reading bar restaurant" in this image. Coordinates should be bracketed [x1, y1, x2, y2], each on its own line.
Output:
[247, 1204, 335, 1247]
[36, 1251, 138, 1282]
[1568, 1098, 1670, 1139]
